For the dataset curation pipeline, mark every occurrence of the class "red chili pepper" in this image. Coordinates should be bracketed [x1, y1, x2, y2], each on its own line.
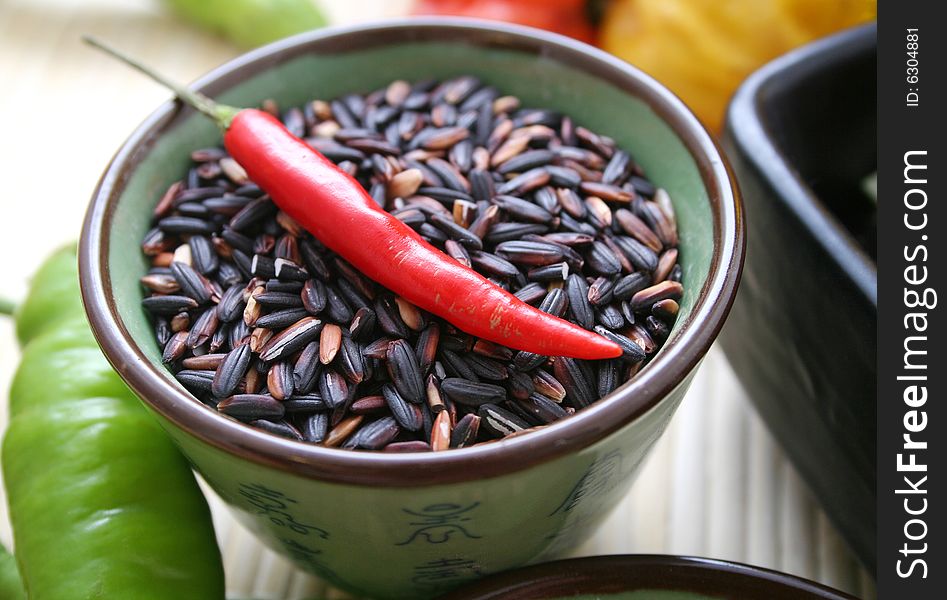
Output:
[85, 38, 622, 360]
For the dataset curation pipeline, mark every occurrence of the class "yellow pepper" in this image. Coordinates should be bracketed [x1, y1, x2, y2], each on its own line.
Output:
[601, 0, 876, 132]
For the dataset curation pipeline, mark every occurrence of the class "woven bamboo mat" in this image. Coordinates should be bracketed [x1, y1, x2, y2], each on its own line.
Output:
[0, 1, 873, 598]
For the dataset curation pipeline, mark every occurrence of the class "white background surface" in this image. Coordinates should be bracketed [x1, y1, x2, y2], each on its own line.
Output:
[0, 1, 873, 597]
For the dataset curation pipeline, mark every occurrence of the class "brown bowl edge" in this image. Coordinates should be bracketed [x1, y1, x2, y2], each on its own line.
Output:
[435, 555, 859, 600]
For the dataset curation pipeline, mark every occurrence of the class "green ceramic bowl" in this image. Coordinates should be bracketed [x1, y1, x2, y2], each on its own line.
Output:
[439, 555, 858, 600]
[79, 18, 743, 599]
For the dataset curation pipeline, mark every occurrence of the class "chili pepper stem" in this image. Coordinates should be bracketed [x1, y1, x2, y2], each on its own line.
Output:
[81, 36, 240, 129]
[0, 297, 16, 316]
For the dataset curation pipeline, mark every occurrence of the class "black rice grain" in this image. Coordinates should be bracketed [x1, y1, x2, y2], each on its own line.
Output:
[140, 78, 683, 452]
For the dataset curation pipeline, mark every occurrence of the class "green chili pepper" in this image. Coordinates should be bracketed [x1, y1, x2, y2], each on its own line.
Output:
[164, 0, 327, 48]
[0, 544, 26, 600]
[3, 245, 225, 599]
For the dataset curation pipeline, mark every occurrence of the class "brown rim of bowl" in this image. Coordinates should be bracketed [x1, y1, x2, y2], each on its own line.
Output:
[435, 555, 859, 600]
[79, 17, 745, 487]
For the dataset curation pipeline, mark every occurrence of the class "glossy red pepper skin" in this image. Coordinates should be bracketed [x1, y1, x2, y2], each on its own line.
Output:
[224, 109, 621, 360]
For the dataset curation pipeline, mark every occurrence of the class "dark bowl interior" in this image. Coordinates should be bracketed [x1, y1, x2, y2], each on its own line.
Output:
[760, 34, 876, 259]
[438, 555, 858, 600]
[718, 23, 876, 571]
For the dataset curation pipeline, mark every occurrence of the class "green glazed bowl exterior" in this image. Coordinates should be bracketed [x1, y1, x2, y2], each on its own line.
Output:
[79, 19, 743, 599]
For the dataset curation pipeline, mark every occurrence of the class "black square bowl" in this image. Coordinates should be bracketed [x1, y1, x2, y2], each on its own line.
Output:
[719, 23, 876, 571]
